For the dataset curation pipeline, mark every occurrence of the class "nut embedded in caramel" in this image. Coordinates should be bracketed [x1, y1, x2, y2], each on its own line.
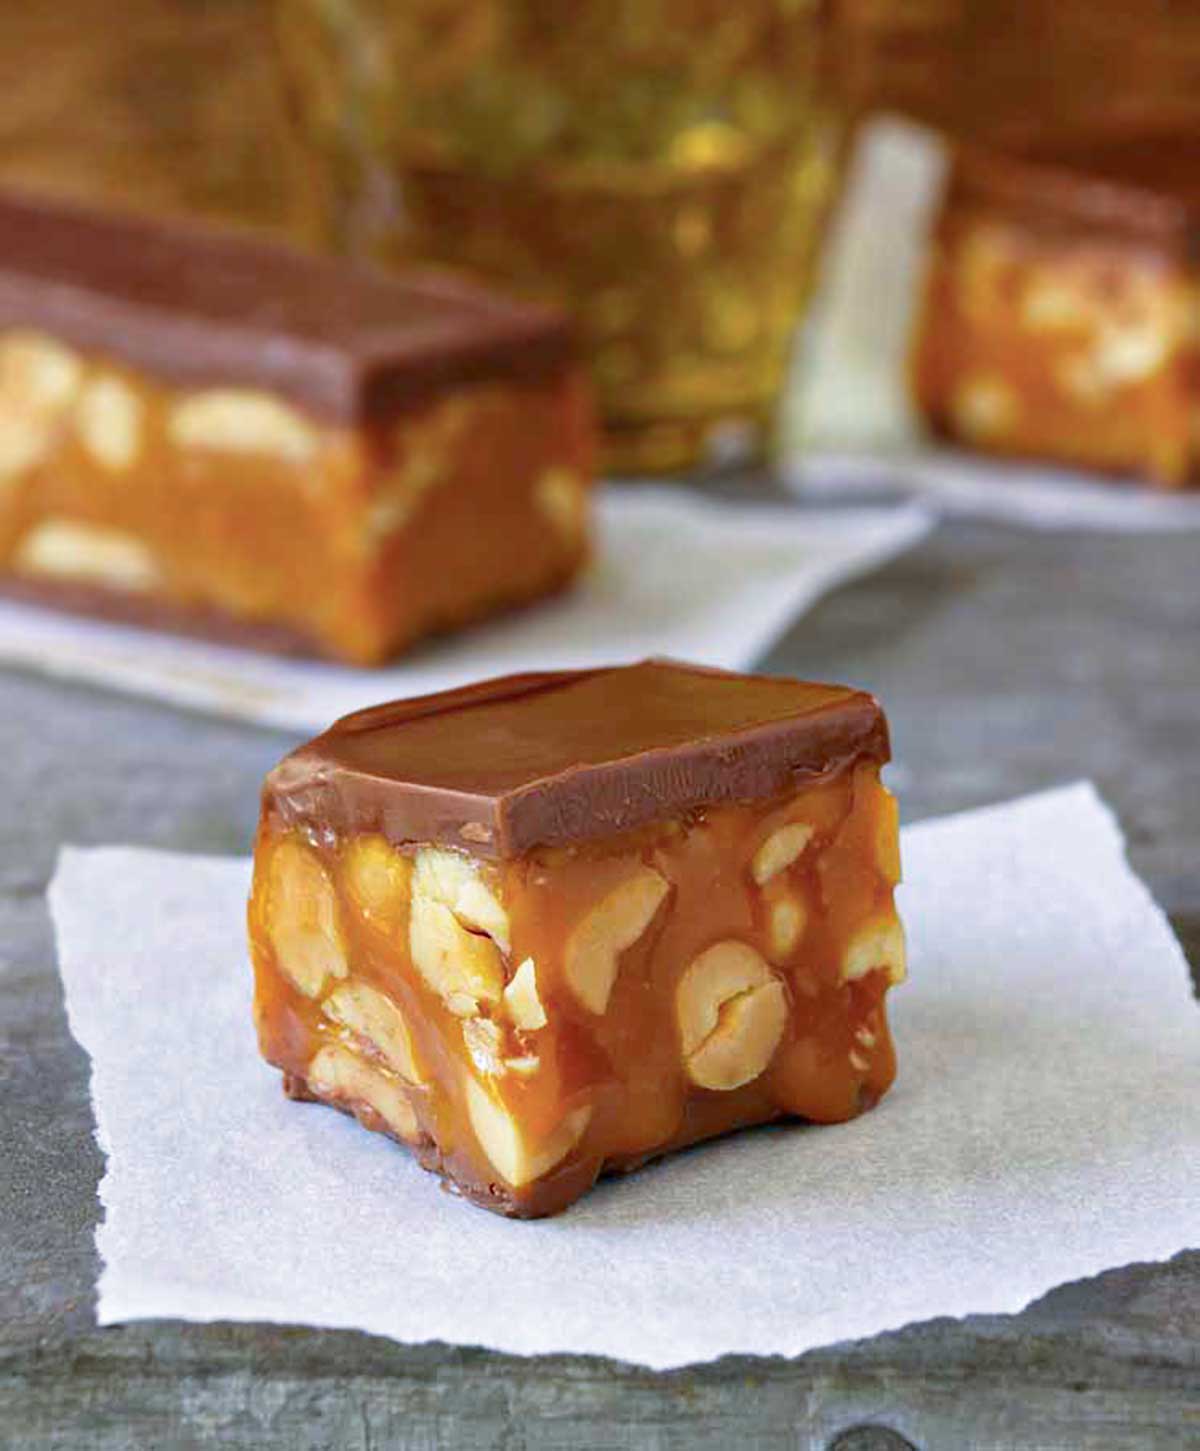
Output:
[767, 894, 807, 960]
[168, 389, 320, 461]
[76, 374, 143, 472]
[503, 957, 548, 1031]
[409, 892, 505, 1014]
[676, 941, 788, 1091]
[842, 914, 907, 985]
[15, 519, 161, 594]
[413, 848, 511, 953]
[342, 835, 412, 929]
[323, 980, 421, 1083]
[262, 838, 348, 999]
[563, 866, 670, 1014]
[751, 822, 814, 885]
[465, 1079, 591, 1188]
[308, 1044, 421, 1142]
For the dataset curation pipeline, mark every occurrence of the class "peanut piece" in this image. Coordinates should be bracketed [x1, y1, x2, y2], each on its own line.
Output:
[465, 1077, 591, 1187]
[504, 1055, 540, 1078]
[751, 822, 814, 885]
[308, 1045, 419, 1142]
[14, 519, 161, 593]
[463, 1016, 506, 1076]
[677, 940, 787, 1091]
[0, 332, 81, 412]
[876, 789, 902, 885]
[842, 914, 907, 984]
[343, 835, 412, 931]
[0, 334, 82, 480]
[446, 990, 483, 1017]
[413, 847, 510, 953]
[263, 838, 348, 998]
[768, 897, 807, 959]
[534, 467, 587, 545]
[956, 227, 1013, 319]
[503, 957, 547, 1031]
[0, 416, 53, 480]
[1054, 353, 1108, 405]
[1020, 280, 1088, 332]
[950, 375, 1017, 441]
[76, 375, 143, 471]
[169, 390, 318, 461]
[1094, 323, 1169, 385]
[564, 866, 669, 1014]
[409, 894, 504, 1013]
[364, 398, 471, 539]
[323, 981, 420, 1083]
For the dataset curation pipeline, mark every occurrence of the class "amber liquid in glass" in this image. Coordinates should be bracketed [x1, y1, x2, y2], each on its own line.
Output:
[277, 0, 840, 473]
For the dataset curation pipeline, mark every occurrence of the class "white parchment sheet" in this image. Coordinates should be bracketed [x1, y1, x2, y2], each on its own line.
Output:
[0, 487, 930, 733]
[49, 782, 1199, 1369]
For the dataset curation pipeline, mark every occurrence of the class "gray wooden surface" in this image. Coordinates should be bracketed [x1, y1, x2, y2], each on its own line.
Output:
[2, 508, 1198, 1449]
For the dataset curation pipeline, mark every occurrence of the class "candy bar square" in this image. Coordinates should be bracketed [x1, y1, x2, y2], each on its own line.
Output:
[0, 191, 592, 662]
[248, 661, 905, 1217]
[912, 122, 1196, 488]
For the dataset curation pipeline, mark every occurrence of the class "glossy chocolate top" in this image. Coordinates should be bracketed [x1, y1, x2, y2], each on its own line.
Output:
[951, 118, 1200, 248]
[0, 190, 572, 421]
[1020, 133, 1200, 206]
[265, 660, 890, 858]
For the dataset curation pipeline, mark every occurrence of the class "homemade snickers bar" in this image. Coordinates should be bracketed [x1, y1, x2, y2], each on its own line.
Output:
[0, 192, 592, 661]
[912, 120, 1200, 488]
[248, 661, 905, 1218]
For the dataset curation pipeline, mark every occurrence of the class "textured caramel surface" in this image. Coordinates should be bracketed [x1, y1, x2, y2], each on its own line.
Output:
[0, 331, 593, 663]
[249, 755, 903, 1218]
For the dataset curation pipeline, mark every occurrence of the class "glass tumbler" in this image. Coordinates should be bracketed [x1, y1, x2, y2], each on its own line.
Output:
[276, 0, 841, 474]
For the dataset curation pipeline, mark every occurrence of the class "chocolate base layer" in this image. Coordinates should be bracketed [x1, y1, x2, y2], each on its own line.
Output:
[280, 1068, 882, 1220]
[0, 563, 583, 668]
[0, 575, 322, 659]
[281, 1070, 559, 1218]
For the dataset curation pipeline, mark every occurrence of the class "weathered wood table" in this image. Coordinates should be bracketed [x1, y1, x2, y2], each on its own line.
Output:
[2, 506, 1198, 1448]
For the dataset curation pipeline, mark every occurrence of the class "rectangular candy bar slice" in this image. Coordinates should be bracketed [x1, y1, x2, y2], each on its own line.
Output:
[0, 191, 592, 662]
[248, 660, 905, 1217]
[911, 124, 1196, 488]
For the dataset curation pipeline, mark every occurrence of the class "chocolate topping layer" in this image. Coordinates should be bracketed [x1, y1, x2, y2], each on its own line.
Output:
[265, 660, 890, 858]
[951, 116, 1200, 249]
[0, 190, 572, 421]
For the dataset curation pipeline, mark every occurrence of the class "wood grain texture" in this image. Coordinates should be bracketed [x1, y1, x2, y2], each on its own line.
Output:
[1, 500, 1198, 1447]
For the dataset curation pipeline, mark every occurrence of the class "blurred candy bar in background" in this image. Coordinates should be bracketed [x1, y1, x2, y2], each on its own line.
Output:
[912, 114, 1200, 490]
[0, 193, 593, 663]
